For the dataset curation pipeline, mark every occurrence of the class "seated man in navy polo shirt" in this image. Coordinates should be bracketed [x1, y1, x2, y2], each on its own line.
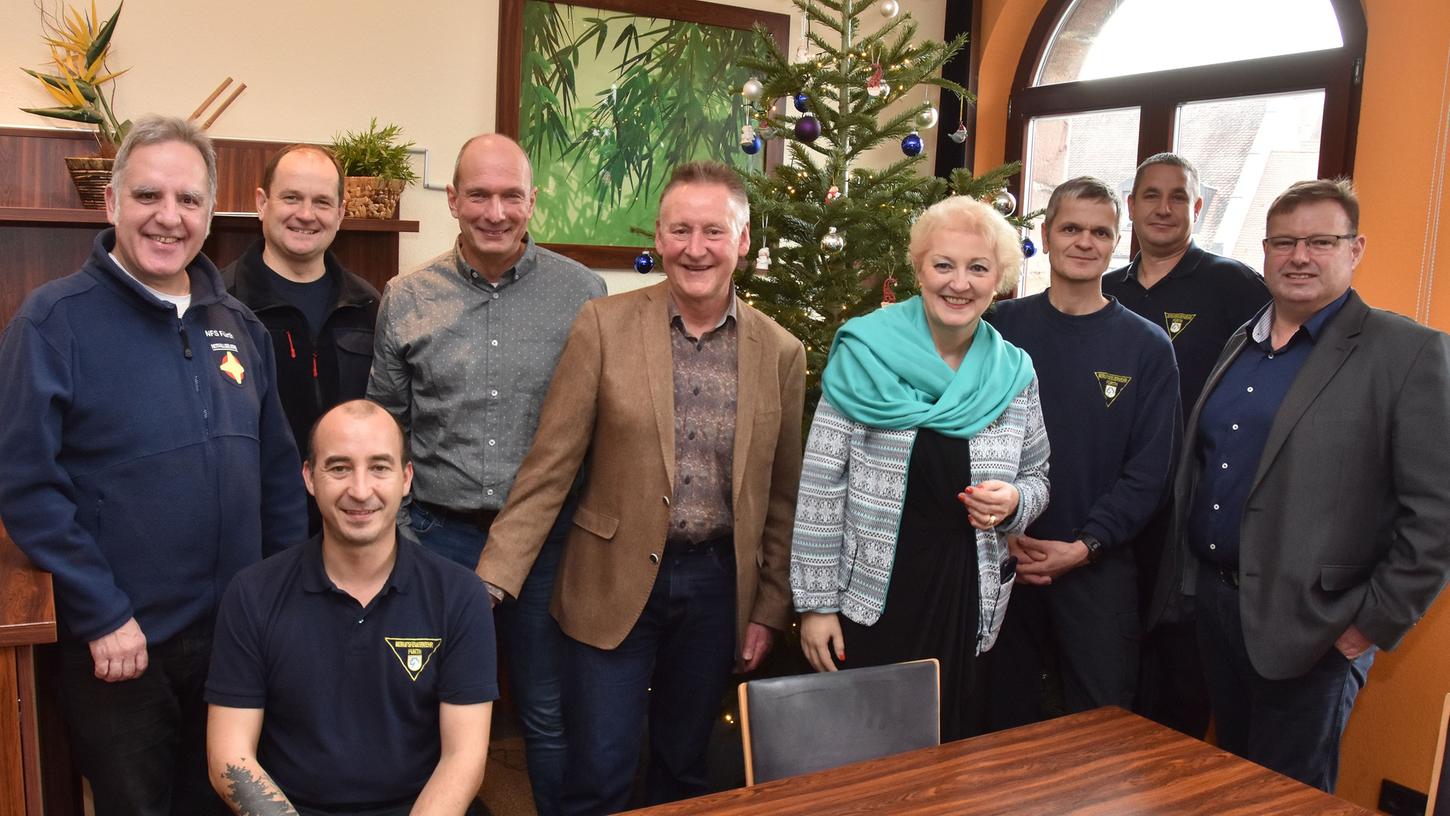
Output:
[206, 400, 497, 816]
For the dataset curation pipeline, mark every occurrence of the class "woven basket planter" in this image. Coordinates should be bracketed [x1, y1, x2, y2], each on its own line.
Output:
[65, 156, 115, 210]
[343, 176, 405, 219]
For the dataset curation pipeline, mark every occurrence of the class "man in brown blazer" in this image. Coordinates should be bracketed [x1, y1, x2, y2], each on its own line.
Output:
[478, 161, 805, 814]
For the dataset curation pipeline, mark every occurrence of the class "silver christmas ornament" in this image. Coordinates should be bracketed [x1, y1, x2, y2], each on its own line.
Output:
[820, 227, 845, 254]
[993, 190, 1018, 216]
[742, 77, 764, 102]
[915, 105, 939, 130]
[880, 0, 900, 18]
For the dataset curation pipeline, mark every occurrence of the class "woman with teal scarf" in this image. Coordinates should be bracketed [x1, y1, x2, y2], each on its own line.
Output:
[789, 196, 1051, 740]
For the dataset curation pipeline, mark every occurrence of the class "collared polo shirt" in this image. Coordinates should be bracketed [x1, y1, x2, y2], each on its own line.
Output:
[1104, 244, 1269, 414]
[1189, 291, 1351, 567]
[206, 535, 498, 809]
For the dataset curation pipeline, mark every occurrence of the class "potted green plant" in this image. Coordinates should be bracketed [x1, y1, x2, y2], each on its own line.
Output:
[20, 0, 132, 208]
[330, 118, 420, 219]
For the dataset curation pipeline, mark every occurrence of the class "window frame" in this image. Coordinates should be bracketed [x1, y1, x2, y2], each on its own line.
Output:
[1004, 0, 1367, 239]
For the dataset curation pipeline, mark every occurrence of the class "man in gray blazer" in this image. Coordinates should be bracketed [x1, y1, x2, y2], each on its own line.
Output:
[1151, 178, 1450, 792]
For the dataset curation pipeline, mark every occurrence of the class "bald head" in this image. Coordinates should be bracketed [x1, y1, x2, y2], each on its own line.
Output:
[452, 133, 532, 189]
[306, 399, 408, 467]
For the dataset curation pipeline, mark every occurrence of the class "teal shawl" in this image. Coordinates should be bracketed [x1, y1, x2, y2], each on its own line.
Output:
[819, 296, 1034, 438]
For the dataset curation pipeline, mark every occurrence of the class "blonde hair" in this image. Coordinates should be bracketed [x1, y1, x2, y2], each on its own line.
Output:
[909, 196, 1023, 295]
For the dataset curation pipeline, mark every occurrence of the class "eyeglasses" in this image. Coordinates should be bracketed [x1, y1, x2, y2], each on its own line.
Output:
[1262, 234, 1356, 254]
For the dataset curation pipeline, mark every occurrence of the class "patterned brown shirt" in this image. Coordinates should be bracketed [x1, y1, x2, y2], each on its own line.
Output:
[667, 294, 739, 545]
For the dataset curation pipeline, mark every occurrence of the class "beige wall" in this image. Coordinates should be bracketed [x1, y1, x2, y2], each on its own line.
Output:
[2, 0, 944, 289]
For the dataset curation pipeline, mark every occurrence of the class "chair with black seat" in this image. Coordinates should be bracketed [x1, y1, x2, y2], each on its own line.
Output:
[737, 658, 940, 785]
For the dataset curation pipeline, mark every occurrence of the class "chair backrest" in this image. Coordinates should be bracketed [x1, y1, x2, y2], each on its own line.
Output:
[1431, 693, 1450, 816]
[737, 658, 940, 786]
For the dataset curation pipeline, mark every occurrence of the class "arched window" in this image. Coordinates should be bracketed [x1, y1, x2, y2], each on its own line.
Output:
[1007, 0, 1366, 294]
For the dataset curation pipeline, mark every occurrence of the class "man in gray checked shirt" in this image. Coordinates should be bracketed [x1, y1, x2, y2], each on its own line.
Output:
[368, 133, 605, 816]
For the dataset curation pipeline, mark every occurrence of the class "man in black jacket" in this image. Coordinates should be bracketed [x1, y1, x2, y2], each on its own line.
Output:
[223, 144, 379, 531]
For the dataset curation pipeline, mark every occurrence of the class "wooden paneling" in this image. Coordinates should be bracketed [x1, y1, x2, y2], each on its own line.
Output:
[624, 707, 1374, 815]
[0, 525, 56, 816]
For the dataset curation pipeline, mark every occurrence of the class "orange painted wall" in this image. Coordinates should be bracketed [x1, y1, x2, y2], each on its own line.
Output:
[972, 0, 1450, 809]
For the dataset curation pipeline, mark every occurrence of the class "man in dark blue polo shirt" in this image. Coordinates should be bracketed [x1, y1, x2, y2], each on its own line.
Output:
[1103, 153, 1269, 738]
[1151, 179, 1450, 791]
[206, 400, 497, 816]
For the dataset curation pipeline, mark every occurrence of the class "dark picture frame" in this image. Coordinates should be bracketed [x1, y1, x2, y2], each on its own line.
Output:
[496, 0, 791, 268]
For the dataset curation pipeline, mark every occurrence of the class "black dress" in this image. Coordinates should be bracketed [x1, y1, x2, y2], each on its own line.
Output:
[837, 428, 984, 741]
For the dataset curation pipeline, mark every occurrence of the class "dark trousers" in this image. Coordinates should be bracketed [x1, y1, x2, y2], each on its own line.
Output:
[56, 621, 228, 816]
[1135, 619, 1212, 738]
[560, 539, 737, 815]
[1195, 568, 1374, 792]
[408, 500, 573, 816]
[981, 548, 1139, 730]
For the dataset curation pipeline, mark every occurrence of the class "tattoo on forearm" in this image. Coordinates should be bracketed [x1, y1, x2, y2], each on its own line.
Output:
[222, 763, 298, 816]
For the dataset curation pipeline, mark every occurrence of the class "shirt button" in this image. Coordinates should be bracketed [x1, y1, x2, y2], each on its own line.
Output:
[693, 386, 700, 396]
[1209, 544, 1217, 550]
[1267, 354, 1274, 359]
[486, 489, 495, 496]
[687, 431, 696, 440]
[1246, 386, 1254, 393]
[488, 439, 497, 446]
[491, 339, 499, 347]
[470, 271, 478, 279]
[1232, 424, 1239, 431]
[662, 496, 670, 506]
[357, 618, 365, 624]
[1213, 503, 1220, 510]
[678, 520, 687, 529]
[1221, 463, 1229, 469]
[683, 475, 692, 484]
[493, 293, 500, 300]
[649, 553, 660, 565]
[491, 389, 499, 397]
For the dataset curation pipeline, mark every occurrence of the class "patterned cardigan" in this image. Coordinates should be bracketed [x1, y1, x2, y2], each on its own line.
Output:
[789, 380, 1050, 654]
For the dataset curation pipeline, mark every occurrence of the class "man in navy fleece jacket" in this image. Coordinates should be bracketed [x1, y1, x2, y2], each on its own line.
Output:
[984, 176, 1179, 727]
[0, 116, 305, 815]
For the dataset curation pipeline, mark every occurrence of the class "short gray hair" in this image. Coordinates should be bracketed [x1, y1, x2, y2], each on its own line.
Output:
[660, 161, 750, 237]
[1044, 176, 1122, 236]
[110, 115, 218, 208]
[1133, 152, 1201, 202]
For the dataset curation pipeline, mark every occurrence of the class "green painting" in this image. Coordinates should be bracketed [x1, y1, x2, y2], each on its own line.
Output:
[519, 0, 766, 247]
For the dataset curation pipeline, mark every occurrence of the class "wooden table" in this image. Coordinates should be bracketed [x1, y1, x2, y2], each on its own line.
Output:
[0, 523, 57, 816]
[625, 707, 1374, 815]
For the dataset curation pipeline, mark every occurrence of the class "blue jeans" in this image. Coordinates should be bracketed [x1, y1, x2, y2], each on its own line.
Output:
[408, 500, 574, 816]
[56, 620, 228, 816]
[560, 539, 737, 816]
[1195, 567, 1374, 792]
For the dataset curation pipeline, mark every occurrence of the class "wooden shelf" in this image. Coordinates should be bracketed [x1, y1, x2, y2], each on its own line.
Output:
[0, 206, 418, 233]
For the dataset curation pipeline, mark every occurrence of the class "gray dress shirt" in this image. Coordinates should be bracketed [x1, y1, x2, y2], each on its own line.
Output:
[369, 237, 606, 511]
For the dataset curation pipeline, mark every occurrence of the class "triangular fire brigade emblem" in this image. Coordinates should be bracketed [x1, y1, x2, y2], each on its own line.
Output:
[1094, 372, 1132, 407]
[1163, 312, 1196, 341]
[385, 637, 442, 682]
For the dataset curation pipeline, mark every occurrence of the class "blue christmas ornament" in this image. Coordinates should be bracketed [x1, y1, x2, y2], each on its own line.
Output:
[901, 131, 923, 157]
[1021, 237, 1037, 258]
[793, 92, 810, 112]
[634, 252, 655, 274]
[740, 135, 762, 155]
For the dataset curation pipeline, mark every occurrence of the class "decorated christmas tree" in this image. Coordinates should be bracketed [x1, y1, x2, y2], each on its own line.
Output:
[731, 0, 1040, 407]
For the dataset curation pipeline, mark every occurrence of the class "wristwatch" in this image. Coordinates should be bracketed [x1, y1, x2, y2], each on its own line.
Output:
[1079, 534, 1103, 565]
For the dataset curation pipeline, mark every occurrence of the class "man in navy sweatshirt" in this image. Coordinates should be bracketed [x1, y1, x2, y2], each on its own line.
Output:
[0, 116, 306, 815]
[984, 176, 1180, 727]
